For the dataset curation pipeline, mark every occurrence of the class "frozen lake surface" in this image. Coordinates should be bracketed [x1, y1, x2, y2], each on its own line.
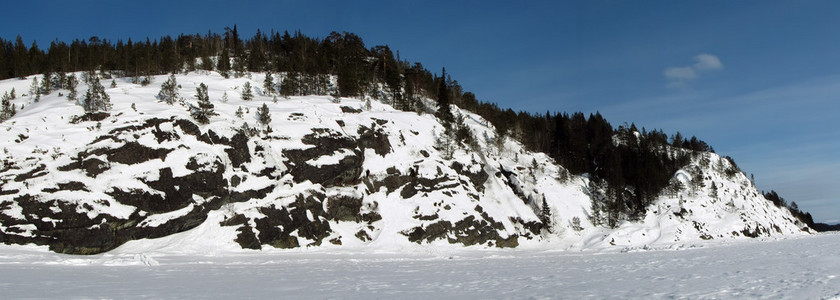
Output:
[2, 233, 840, 299]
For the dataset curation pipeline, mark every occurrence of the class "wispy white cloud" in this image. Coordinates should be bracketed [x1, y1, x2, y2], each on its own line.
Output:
[663, 66, 697, 80]
[663, 53, 723, 88]
[693, 53, 723, 71]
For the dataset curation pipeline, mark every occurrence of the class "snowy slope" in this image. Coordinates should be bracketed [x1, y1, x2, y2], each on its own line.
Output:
[0, 72, 811, 254]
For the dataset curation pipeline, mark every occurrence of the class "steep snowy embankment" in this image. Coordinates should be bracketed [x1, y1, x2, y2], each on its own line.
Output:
[0, 72, 810, 254]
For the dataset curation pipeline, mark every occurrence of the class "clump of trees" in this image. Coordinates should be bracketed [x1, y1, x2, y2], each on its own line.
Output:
[763, 190, 814, 227]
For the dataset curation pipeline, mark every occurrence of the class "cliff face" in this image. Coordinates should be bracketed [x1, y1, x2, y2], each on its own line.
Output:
[0, 73, 810, 254]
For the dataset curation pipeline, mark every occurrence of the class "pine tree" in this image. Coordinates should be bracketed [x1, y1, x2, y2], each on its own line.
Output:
[110, 79, 117, 88]
[1, 92, 14, 122]
[256, 103, 271, 126]
[82, 73, 111, 113]
[436, 68, 453, 125]
[280, 72, 298, 98]
[263, 71, 274, 95]
[9, 88, 15, 99]
[218, 50, 231, 78]
[65, 74, 78, 101]
[222, 91, 229, 103]
[571, 216, 583, 231]
[540, 197, 551, 230]
[157, 74, 180, 104]
[29, 77, 39, 100]
[241, 81, 253, 100]
[191, 83, 216, 124]
[40, 72, 52, 95]
[235, 106, 244, 118]
[709, 182, 719, 199]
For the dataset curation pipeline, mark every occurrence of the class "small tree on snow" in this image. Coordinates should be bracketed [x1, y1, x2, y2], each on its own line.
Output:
[190, 83, 217, 124]
[1, 92, 16, 122]
[82, 73, 111, 113]
[263, 71, 274, 95]
[29, 77, 39, 101]
[40, 71, 52, 95]
[540, 196, 552, 231]
[65, 74, 78, 101]
[157, 74, 180, 104]
[256, 103, 271, 127]
[241, 81, 253, 100]
[571, 216, 583, 231]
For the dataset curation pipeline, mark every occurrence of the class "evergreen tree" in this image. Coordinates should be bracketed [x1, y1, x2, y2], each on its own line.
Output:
[191, 83, 216, 124]
[571, 216, 583, 231]
[280, 72, 298, 98]
[256, 103, 271, 126]
[709, 182, 719, 199]
[157, 74, 180, 104]
[263, 71, 274, 95]
[1, 92, 14, 122]
[29, 77, 39, 100]
[241, 81, 253, 100]
[82, 72, 111, 113]
[540, 197, 551, 230]
[221, 91, 229, 103]
[200, 56, 214, 71]
[110, 79, 117, 88]
[40, 72, 52, 95]
[218, 50, 231, 78]
[235, 106, 244, 118]
[436, 68, 453, 125]
[65, 74, 78, 101]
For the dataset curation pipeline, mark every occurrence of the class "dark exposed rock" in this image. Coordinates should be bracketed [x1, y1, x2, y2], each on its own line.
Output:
[284, 129, 363, 187]
[70, 112, 109, 124]
[355, 229, 371, 242]
[220, 214, 248, 227]
[58, 156, 109, 177]
[403, 212, 517, 248]
[340, 106, 362, 113]
[234, 224, 262, 250]
[43, 181, 89, 193]
[400, 176, 455, 199]
[451, 161, 488, 192]
[89, 142, 172, 165]
[13, 164, 47, 182]
[237, 194, 334, 250]
[225, 132, 251, 168]
[327, 195, 363, 222]
[357, 125, 391, 156]
[174, 119, 201, 137]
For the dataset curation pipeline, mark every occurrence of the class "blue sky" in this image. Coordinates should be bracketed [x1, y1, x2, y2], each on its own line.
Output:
[2, 1, 839, 222]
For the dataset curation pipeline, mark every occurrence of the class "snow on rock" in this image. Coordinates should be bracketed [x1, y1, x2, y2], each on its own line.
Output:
[0, 72, 811, 255]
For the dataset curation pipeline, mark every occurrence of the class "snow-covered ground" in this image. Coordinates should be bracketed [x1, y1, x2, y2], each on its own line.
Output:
[1, 233, 838, 299]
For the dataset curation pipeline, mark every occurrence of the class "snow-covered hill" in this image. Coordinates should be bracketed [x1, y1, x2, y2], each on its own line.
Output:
[0, 72, 811, 254]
